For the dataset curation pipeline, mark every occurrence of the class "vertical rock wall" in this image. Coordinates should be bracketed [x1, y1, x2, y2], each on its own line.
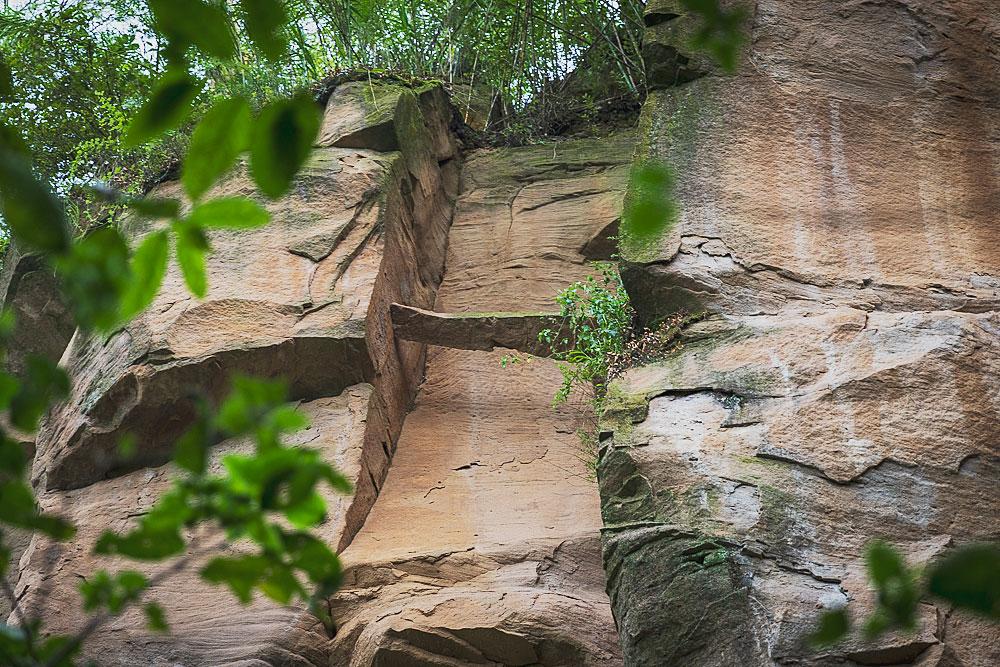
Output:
[9, 81, 462, 665]
[602, 1, 1000, 665]
[329, 136, 633, 665]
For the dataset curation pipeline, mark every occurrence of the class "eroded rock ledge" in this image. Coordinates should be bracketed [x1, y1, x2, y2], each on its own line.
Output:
[13, 80, 463, 665]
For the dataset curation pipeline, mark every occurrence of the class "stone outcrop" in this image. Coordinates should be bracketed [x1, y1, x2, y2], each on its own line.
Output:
[328, 134, 634, 665]
[6, 2, 999, 663]
[0, 247, 74, 622]
[602, 1, 1000, 665]
[390, 303, 564, 355]
[7, 84, 632, 665]
[12, 80, 462, 664]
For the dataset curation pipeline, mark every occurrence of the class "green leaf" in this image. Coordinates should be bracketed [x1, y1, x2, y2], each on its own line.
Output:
[144, 602, 169, 633]
[239, 0, 289, 61]
[0, 478, 75, 540]
[128, 197, 181, 220]
[810, 608, 850, 646]
[0, 54, 12, 100]
[927, 544, 1000, 619]
[201, 555, 269, 604]
[622, 161, 677, 246]
[284, 491, 325, 529]
[284, 532, 341, 588]
[10, 355, 69, 432]
[117, 433, 138, 460]
[119, 231, 169, 322]
[79, 570, 148, 614]
[148, 0, 236, 61]
[863, 540, 919, 635]
[0, 149, 70, 254]
[94, 526, 185, 560]
[186, 197, 269, 230]
[0, 435, 26, 475]
[55, 227, 131, 331]
[182, 97, 252, 201]
[216, 376, 288, 436]
[125, 69, 202, 148]
[866, 540, 907, 587]
[680, 0, 746, 72]
[174, 398, 212, 474]
[173, 221, 210, 298]
[250, 94, 320, 199]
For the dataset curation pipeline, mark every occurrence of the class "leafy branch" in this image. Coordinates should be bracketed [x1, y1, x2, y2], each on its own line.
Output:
[0, 2, 344, 665]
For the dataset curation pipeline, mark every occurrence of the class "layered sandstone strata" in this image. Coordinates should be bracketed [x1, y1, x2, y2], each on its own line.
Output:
[329, 135, 634, 665]
[11, 80, 462, 665]
[601, 1, 1000, 665]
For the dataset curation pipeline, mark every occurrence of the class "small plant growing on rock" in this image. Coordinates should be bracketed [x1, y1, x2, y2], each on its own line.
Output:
[539, 263, 634, 407]
[539, 262, 704, 409]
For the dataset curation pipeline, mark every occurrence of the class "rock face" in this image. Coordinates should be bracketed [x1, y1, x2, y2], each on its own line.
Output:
[602, 1, 1000, 665]
[7, 86, 630, 664]
[328, 135, 633, 666]
[0, 248, 74, 622]
[7, 3, 999, 663]
[12, 81, 462, 664]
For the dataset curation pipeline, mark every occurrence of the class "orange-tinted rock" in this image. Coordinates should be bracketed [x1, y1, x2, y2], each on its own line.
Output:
[604, 1, 1000, 664]
[12, 81, 460, 665]
[328, 136, 632, 665]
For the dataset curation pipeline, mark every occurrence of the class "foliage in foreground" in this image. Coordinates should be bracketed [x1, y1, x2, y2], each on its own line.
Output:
[812, 541, 1000, 647]
[0, 1, 345, 665]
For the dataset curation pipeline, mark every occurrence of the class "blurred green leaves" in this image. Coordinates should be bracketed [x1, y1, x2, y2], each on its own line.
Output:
[186, 197, 269, 230]
[125, 69, 203, 148]
[79, 570, 148, 615]
[0, 53, 12, 100]
[173, 219, 210, 298]
[621, 161, 677, 253]
[54, 227, 131, 331]
[9, 355, 69, 433]
[0, 150, 70, 254]
[143, 602, 169, 633]
[182, 97, 252, 201]
[239, 0, 290, 61]
[250, 94, 320, 199]
[680, 0, 747, 72]
[93, 375, 348, 616]
[0, 478, 75, 540]
[148, 0, 236, 62]
[813, 540, 1000, 647]
[810, 608, 850, 647]
[863, 540, 919, 637]
[120, 231, 169, 322]
[927, 544, 1000, 619]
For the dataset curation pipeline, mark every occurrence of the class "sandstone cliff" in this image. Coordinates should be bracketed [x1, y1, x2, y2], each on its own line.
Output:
[4, 1, 999, 665]
[602, 1, 999, 665]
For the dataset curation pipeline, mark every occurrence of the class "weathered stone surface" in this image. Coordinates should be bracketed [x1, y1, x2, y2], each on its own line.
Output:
[330, 351, 622, 666]
[12, 81, 460, 664]
[33, 83, 459, 496]
[603, 0, 1000, 665]
[329, 135, 633, 665]
[318, 80, 459, 162]
[15, 388, 372, 666]
[9, 86, 629, 665]
[390, 302, 564, 355]
[0, 247, 74, 379]
[0, 247, 74, 621]
[436, 134, 633, 313]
